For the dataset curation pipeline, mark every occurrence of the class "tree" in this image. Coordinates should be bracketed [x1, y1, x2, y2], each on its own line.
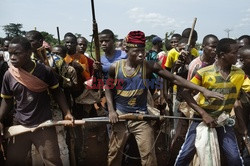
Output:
[164, 31, 175, 40]
[40, 31, 58, 46]
[75, 33, 82, 38]
[2, 23, 25, 37]
[145, 34, 157, 51]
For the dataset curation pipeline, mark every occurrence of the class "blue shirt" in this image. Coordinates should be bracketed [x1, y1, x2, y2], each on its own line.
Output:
[101, 50, 127, 81]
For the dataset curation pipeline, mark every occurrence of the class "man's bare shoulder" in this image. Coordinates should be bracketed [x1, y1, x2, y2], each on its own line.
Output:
[109, 60, 122, 78]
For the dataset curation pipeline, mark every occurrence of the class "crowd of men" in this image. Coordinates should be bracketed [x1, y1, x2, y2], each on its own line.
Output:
[0, 28, 249, 166]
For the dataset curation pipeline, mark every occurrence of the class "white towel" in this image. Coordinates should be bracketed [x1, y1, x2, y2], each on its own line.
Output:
[195, 122, 221, 166]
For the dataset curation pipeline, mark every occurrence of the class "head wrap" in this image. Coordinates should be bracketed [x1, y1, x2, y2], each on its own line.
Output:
[126, 31, 146, 48]
[152, 36, 162, 45]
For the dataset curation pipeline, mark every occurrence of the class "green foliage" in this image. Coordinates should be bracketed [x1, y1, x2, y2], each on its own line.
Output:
[40, 31, 59, 46]
[165, 31, 175, 41]
[87, 39, 104, 60]
[144, 32, 176, 52]
[75, 33, 82, 38]
[2, 23, 26, 37]
[164, 30, 175, 51]
[0, 37, 3, 46]
[114, 35, 118, 41]
[195, 42, 202, 50]
[145, 34, 157, 52]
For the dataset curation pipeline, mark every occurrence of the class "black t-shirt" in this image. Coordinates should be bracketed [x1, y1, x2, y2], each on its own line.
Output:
[1, 62, 59, 126]
[0, 61, 8, 94]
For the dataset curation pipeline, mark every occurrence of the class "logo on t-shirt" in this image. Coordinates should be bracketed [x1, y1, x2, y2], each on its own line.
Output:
[208, 77, 213, 82]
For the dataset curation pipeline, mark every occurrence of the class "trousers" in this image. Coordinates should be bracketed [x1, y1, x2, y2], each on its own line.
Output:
[6, 126, 62, 166]
[175, 121, 243, 166]
[107, 120, 157, 166]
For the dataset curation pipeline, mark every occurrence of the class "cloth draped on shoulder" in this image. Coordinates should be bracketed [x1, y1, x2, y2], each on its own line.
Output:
[8, 64, 48, 93]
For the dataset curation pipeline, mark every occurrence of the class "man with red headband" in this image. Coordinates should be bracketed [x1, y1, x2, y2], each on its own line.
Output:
[105, 31, 224, 166]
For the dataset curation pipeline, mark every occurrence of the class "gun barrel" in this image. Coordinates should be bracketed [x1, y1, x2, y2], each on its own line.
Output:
[91, 0, 96, 21]
[91, 0, 101, 63]
[119, 113, 202, 121]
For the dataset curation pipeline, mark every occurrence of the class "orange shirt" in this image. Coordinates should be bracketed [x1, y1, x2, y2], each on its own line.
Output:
[64, 53, 91, 80]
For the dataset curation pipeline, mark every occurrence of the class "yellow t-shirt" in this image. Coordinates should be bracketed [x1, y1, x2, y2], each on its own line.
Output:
[165, 47, 199, 69]
[165, 47, 199, 92]
[191, 64, 250, 117]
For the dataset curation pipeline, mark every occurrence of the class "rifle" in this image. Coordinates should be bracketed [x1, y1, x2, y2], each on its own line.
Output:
[90, 0, 103, 92]
[4, 116, 113, 139]
[4, 114, 201, 139]
[91, 0, 100, 63]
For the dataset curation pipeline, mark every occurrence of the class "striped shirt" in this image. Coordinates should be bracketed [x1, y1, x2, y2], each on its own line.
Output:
[187, 56, 202, 81]
[191, 64, 250, 117]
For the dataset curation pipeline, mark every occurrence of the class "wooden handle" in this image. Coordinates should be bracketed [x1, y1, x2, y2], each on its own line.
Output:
[187, 17, 197, 47]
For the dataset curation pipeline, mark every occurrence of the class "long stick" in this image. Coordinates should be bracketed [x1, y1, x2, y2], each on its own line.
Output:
[175, 17, 197, 75]
[186, 17, 197, 50]
[56, 26, 61, 45]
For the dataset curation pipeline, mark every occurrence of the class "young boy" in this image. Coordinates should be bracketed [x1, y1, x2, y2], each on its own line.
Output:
[0, 37, 74, 165]
[187, 34, 219, 80]
[106, 31, 223, 166]
[234, 45, 250, 157]
[2, 38, 11, 63]
[175, 38, 250, 165]
[25, 30, 50, 66]
[76, 37, 94, 74]
[64, 32, 91, 82]
[51, 45, 78, 106]
[238, 35, 250, 48]
[165, 38, 194, 131]
[96, 29, 127, 81]
[168, 34, 219, 165]
[170, 33, 182, 49]
[0, 53, 8, 100]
